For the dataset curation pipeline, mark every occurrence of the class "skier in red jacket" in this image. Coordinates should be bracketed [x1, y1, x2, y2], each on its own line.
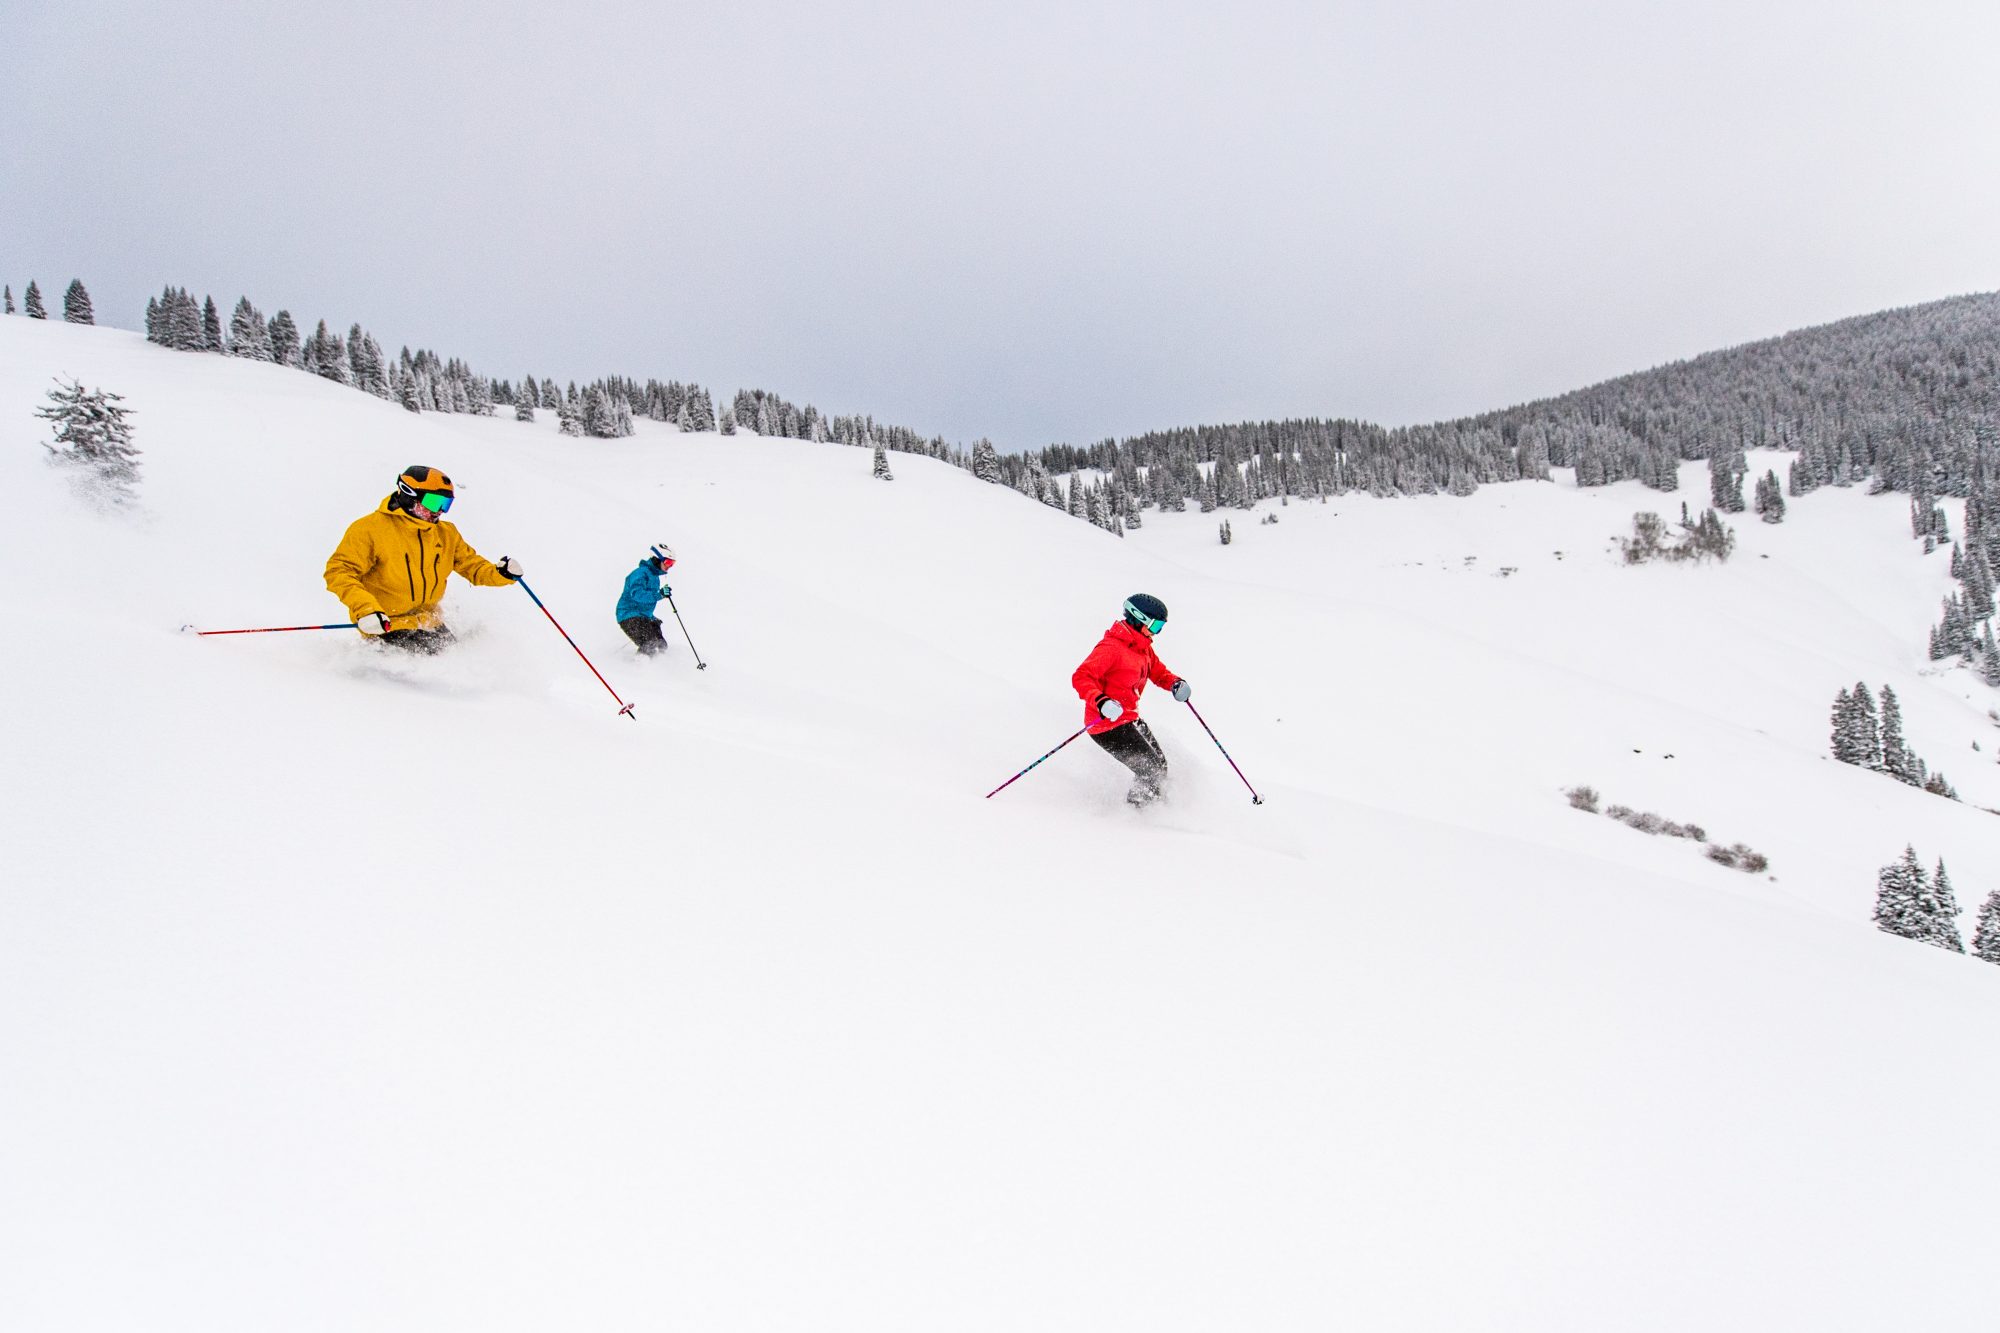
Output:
[1071, 593, 1190, 806]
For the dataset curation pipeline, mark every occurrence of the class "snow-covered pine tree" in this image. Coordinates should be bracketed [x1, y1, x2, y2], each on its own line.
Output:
[227, 298, 272, 360]
[1877, 685, 1920, 785]
[1832, 681, 1882, 769]
[1709, 447, 1746, 512]
[1931, 593, 1972, 660]
[62, 280, 94, 324]
[305, 321, 351, 384]
[1961, 543, 1996, 620]
[347, 325, 378, 393]
[1689, 508, 1736, 561]
[3, 285, 13, 314]
[1087, 484, 1110, 529]
[167, 289, 202, 349]
[1829, 686, 1854, 761]
[872, 444, 893, 480]
[1874, 847, 1934, 945]
[1219, 519, 1232, 546]
[1931, 860, 1966, 952]
[718, 407, 737, 435]
[557, 398, 582, 437]
[581, 385, 620, 437]
[971, 439, 1001, 483]
[1754, 469, 1785, 522]
[268, 310, 300, 367]
[1973, 889, 2000, 965]
[201, 296, 223, 351]
[35, 377, 140, 501]
[24, 280, 46, 318]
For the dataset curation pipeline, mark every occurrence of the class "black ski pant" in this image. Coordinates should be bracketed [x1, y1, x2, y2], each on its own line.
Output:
[1092, 718, 1167, 798]
[379, 626, 457, 654]
[620, 617, 668, 655]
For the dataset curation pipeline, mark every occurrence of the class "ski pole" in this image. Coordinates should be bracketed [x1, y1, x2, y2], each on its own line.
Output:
[1184, 701, 1263, 804]
[516, 579, 637, 720]
[986, 726, 1090, 799]
[188, 622, 356, 636]
[664, 593, 707, 670]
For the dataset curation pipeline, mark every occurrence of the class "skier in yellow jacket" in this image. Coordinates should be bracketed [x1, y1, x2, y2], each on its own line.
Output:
[324, 465, 524, 652]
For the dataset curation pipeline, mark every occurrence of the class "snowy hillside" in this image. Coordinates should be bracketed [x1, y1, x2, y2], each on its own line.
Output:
[4, 316, 1999, 1332]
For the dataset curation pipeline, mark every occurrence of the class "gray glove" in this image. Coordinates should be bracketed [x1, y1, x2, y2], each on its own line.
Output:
[1171, 679, 1191, 703]
[498, 556, 525, 581]
[1097, 696, 1124, 722]
[356, 612, 388, 636]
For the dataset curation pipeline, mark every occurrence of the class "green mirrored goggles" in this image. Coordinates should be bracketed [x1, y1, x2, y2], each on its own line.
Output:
[418, 491, 452, 514]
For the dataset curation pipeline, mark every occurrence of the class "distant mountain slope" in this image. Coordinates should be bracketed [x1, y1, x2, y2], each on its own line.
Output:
[1018, 292, 2000, 515]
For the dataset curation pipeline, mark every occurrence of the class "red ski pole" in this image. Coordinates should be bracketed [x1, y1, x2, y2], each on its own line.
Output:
[516, 579, 637, 720]
[986, 726, 1089, 799]
[1185, 700, 1263, 805]
[189, 622, 356, 636]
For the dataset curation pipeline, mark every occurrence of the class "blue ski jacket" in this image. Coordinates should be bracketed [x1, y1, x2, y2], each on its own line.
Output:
[616, 562, 668, 623]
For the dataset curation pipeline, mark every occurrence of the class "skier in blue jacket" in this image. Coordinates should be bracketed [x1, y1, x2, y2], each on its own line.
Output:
[616, 543, 676, 655]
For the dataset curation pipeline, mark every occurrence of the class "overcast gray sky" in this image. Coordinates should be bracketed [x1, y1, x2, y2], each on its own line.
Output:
[6, 0, 1998, 448]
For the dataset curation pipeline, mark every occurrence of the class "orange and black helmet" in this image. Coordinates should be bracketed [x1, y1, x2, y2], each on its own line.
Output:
[393, 465, 454, 514]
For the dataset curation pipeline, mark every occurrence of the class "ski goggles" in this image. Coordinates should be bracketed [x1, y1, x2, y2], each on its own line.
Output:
[403, 488, 452, 514]
[1124, 600, 1166, 635]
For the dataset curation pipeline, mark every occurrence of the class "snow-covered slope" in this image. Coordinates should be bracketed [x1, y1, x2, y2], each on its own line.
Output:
[4, 317, 1998, 1332]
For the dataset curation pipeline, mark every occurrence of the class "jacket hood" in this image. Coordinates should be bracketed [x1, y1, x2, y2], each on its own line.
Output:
[1106, 620, 1153, 650]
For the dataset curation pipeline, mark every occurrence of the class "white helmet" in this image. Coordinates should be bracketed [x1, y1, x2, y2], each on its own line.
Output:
[650, 544, 677, 566]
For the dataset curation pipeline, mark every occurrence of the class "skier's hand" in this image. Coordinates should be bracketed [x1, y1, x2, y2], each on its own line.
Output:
[356, 612, 388, 636]
[1172, 679, 1191, 703]
[1097, 696, 1123, 722]
[498, 556, 525, 581]
[658, 585, 672, 599]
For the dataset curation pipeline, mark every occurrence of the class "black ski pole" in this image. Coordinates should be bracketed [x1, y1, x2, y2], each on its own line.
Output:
[1185, 700, 1263, 804]
[665, 593, 707, 670]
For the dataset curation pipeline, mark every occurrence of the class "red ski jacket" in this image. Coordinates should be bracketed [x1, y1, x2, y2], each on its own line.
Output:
[1072, 621, 1180, 734]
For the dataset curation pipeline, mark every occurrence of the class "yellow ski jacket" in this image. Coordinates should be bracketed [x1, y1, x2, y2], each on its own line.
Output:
[324, 497, 513, 630]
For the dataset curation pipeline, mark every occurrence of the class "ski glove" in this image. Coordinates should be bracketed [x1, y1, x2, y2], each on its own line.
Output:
[1097, 696, 1124, 722]
[356, 612, 389, 636]
[1171, 679, 1191, 703]
[498, 556, 525, 581]
[657, 585, 672, 599]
